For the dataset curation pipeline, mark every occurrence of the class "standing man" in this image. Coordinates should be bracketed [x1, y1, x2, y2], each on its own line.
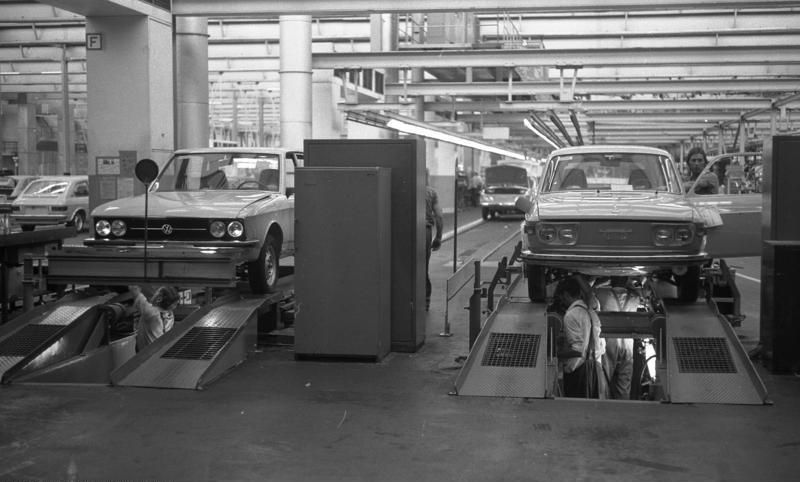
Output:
[594, 276, 638, 400]
[425, 176, 444, 312]
[558, 276, 605, 398]
[469, 170, 483, 207]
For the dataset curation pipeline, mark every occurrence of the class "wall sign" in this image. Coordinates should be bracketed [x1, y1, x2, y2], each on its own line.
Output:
[86, 33, 103, 50]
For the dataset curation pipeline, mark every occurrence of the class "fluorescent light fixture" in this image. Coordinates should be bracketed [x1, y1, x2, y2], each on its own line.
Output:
[385, 118, 527, 160]
[524, 118, 561, 150]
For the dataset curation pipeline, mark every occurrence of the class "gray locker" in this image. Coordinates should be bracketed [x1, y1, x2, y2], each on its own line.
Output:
[294, 167, 391, 361]
[304, 139, 425, 352]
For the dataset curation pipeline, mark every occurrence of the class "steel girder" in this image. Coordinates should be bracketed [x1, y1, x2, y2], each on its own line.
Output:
[172, 0, 800, 17]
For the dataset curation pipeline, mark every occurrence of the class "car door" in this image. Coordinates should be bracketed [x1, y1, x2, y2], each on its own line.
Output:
[687, 153, 762, 258]
[282, 151, 303, 253]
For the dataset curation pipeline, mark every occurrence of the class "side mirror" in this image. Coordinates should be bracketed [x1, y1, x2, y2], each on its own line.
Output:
[286, 187, 295, 197]
[515, 196, 533, 213]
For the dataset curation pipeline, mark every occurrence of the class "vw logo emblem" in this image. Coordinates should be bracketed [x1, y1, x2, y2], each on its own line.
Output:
[161, 224, 173, 235]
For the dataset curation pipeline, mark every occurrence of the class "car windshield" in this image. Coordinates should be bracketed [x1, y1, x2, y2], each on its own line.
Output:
[21, 179, 69, 197]
[155, 152, 281, 192]
[485, 166, 529, 186]
[543, 153, 679, 193]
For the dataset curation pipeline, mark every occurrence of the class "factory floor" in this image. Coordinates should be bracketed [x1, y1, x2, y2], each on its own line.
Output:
[1, 207, 799, 482]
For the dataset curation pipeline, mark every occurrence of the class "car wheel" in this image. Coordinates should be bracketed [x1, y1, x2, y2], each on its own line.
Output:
[675, 266, 701, 302]
[525, 264, 547, 302]
[248, 234, 279, 294]
[21, 225, 35, 232]
[482, 208, 491, 220]
[70, 211, 86, 232]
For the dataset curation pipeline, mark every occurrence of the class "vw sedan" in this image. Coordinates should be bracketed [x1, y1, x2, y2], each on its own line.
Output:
[515, 145, 713, 302]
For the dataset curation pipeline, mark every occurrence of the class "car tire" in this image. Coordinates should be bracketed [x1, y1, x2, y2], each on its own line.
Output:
[248, 234, 279, 294]
[70, 211, 86, 232]
[525, 264, 547, 302]
[675, 266, 701, 302]
[482, 208, 491, 220]
[21, 225, 35, 232]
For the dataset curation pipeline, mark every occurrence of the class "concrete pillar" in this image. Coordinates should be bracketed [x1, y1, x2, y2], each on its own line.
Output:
[15, 100, 37, 175]
[175, 16, 209, 149]
[279, 15, 312, 150]
[85, 14, 173, 213]
[60, 46, 71, 175]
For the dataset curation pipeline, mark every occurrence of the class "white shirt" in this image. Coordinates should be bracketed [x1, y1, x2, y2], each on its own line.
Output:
[562, 300, 605, 373]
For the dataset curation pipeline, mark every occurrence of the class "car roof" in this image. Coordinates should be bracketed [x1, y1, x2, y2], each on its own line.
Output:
[172, 147, 301, 155]
[548, 145, 672, 158]
[29, 175, 88, 182]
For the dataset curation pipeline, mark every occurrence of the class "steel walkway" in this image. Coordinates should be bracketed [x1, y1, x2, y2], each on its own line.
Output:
[662, 301, 769, 405]
[0, 292, 117, 383]
[454, 276, 557, 398]
[112, 296, 269, 390]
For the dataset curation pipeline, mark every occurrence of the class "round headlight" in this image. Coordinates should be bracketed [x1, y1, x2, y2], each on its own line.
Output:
[675, 227, 693, 242]
[209, 221, 226, 238]
[227, 221, 244, 238]
[538, 226, 557, 242]
[111, 219, 127, 237]
[559, 227, 577, 241]
[95, 220, 111, 237]
[655, 227, 673, 241]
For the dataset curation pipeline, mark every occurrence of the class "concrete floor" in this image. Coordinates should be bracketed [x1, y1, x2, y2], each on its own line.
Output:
[1, 208, 799, 481]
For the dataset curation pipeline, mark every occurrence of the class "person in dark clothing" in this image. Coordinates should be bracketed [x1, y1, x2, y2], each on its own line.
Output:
[425, 181, 444, 312]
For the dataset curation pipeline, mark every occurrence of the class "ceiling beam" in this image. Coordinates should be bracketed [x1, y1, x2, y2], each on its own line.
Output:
[172, 0, 800, 17]
[312, 45, 800, 69]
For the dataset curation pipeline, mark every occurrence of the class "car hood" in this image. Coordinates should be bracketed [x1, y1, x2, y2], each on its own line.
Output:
[536, 191, 697, 222]
[92, 191, 276, 218]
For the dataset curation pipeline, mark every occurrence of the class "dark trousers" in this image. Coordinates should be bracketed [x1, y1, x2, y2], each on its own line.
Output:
[563, 361, 598, 398]
[425, 225, 433, 308]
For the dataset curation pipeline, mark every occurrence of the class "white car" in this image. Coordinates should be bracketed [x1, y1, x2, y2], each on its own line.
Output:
[11, 175, 89, 232]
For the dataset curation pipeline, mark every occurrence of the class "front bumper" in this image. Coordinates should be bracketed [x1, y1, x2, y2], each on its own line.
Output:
[12, 214, 69, 225]
[46, 242, 257, 287]
[519, 249, 710, 275]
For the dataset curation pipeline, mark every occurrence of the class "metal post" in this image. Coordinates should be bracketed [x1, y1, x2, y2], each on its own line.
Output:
[468, 260, 481, 349]
[453, 168, 458, 273]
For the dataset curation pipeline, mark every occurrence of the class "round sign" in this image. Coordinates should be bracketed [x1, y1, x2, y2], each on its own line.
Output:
[135, 158, 159, 184]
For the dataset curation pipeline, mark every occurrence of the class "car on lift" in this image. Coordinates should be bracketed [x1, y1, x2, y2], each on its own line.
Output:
[479, 161, 539, 220]
[515, 145, 719, 303]
[86, 147, 303, 293]
[10, 175, 89, 232]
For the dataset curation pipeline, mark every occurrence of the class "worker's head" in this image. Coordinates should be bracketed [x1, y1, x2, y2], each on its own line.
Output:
[151, 286, 180, 311]
[686, 147, 708, 176]
[557, 277, 583, 305]
[610, 276, 628, 288]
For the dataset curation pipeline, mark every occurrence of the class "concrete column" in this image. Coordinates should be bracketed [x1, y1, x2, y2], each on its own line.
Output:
[15, 100, 37, 175]
[175, 16, 209, 149]
[279, 15, 312, 150]
[85, 14, 173, 212]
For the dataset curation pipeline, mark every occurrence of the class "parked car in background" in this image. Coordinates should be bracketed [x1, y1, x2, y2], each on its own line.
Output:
[480, 161, 539, 220]
[0, 175, 39, 201]
[515, 145, 713, 302]
[11, 175, 89, 232]
[85, 147, 303, 293]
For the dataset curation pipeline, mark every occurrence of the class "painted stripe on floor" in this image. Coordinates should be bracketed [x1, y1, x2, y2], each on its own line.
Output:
[736, 273, 761, 284]
[442, 219, 484, 241]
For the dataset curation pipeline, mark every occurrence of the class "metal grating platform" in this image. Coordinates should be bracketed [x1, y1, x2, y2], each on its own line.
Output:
[481, 333, 540, 368]
[162, 327, 236, 361]
[673, 337, 736, 374]
[665, 303, 768, 404]
[455, 296, 554, 398]
[0, 324, 63, 357]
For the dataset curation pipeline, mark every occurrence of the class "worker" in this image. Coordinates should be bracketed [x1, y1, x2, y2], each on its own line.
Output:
[684, 147, 719, 194]
[594, 276, 638, 400]
[557, 276, 605, 398]
[469, 170, 483, 207]
[130, 285, 180, 351]
[425, 175, 444, 312]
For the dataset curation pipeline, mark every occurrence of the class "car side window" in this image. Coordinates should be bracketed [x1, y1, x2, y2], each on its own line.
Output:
[74, 182, 89, 197]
